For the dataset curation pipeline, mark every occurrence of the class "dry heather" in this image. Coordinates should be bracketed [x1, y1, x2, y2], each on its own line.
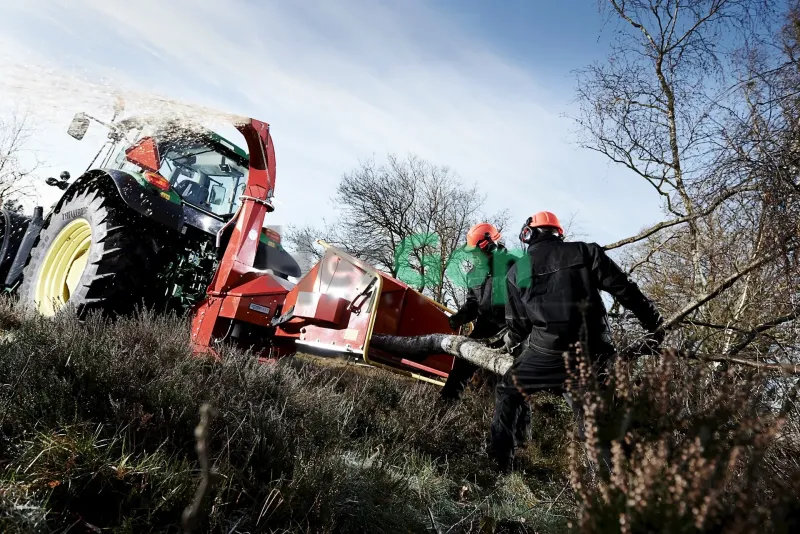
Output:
[0, 298, 573, 534]
[1, 296, 799, 533]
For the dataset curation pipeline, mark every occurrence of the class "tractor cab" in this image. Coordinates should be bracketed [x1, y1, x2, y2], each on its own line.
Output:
[0, 112, 300, 320]
[110, 119, 250, 219]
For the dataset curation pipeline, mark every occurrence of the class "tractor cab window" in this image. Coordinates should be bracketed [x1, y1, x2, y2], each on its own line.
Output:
[157, 139, 248, 217]
[112, 131, 249, 217]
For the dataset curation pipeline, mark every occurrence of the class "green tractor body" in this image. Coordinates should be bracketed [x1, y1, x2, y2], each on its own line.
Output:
[0, 111, 301, 317]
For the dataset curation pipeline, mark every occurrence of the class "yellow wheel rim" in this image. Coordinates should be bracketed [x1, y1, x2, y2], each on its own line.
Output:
[34, 218, 92, 316]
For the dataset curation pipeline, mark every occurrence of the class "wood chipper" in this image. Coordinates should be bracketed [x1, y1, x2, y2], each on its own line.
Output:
[0, 109, 468, 386]
[188, 118, 464, 385]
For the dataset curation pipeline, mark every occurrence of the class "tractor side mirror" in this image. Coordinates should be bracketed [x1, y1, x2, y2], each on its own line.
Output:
[209, 184, 225, 205]
[67, 112, 90, 140]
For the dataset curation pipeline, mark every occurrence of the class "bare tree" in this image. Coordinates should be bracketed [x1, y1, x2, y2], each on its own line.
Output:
[573, 0, 800, 370]
[285, 154, 508, 308]
[574, 0, 773, 281]
[0, 111, 38, 207]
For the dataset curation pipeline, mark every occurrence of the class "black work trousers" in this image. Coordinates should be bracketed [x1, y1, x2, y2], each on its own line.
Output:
[488, 345, 611, 473]
[440, 357, 480, 400]
[439, 319, 500, 400]
[440, 326, 532, 446]
[444, 357, 532, 448]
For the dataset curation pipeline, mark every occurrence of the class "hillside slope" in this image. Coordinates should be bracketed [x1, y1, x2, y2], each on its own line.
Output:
[0, 299, 574, 533]
[3, 297, 799, 533]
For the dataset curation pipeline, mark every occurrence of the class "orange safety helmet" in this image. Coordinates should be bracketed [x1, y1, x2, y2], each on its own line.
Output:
[465, 222, 502, 251]
[519, 211, 564, 243]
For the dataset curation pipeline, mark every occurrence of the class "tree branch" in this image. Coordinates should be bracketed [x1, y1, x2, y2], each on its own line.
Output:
[663, 249, 791, 329]
[609, 0, 660, 51]
[604, 183, 759, 250]
[725, 306, 800, 356]
[681, 319, 750, 334]
[682, 350, 800, 375]
[627, 230, 680, 274]
[182, 403, 216, 534]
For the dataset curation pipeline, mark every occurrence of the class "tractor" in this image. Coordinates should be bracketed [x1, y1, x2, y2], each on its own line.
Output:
[0, 109, 467, 385]
[0, 109, 302, 319]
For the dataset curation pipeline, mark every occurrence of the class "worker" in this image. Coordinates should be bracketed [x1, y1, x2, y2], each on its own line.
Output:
[488, 211, 665, 474]
[441, 222, 532, 449]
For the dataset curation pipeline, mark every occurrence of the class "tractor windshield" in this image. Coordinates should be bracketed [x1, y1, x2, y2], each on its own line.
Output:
[156, 137, 249, 217]
[111, 121, 251, 217]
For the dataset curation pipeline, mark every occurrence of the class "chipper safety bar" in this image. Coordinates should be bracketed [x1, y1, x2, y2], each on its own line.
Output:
[190, 118, 461, 385]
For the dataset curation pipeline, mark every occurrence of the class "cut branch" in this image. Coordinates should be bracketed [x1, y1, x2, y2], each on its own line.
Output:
[663, 250, 789, 330]
[370, 333, 513, 375]
[371, 334, 800, 376]
[604, 184, 760, 250]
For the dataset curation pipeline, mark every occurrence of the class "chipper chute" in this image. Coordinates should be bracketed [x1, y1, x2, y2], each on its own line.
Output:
[192, 238, 465, 384]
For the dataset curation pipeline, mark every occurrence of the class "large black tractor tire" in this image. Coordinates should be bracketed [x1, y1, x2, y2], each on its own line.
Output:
[0, 208, 31, 285]
[18, 183, 168, 318]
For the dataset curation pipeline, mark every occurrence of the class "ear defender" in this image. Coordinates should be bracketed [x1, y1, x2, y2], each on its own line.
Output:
[480, 231, 499, 253]
[518, 217, 533, 244]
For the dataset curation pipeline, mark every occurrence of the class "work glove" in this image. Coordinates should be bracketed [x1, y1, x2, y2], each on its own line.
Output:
[449, 313, 465, 331]
[503, 330, 523, 357]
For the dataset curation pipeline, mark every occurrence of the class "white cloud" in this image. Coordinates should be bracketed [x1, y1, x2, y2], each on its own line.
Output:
[0, 0, 663, 246]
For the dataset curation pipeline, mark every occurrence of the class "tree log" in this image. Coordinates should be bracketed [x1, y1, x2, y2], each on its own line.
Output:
[370, 333, 513, 375]
[370, 334, 800, 377]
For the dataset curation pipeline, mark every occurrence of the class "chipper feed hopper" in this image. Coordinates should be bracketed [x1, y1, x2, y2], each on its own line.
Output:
[189, 119, 462, 385]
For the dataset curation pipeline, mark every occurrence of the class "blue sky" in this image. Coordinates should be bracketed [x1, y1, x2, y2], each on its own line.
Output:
[0, 0, 663, 248]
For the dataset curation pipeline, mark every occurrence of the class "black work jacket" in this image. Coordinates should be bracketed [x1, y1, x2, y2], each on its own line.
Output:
[505, 234, 663, 356]
[452, 256, 513, 338]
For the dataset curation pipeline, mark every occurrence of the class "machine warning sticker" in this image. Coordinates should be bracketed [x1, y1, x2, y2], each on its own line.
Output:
[248, 303, 270, 315]
[343, 329, 359, 341]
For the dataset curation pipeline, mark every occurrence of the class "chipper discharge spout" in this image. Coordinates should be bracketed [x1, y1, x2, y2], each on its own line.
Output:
[189, 118, 291, 356]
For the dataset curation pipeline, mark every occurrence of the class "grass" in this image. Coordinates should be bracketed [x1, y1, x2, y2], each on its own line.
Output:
[3, 296, 799, 533]
[0, 298, 575, 533]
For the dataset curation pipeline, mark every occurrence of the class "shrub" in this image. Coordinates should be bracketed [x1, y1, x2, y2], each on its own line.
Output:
[6, 294, 794, 533]
[0, 298, 573, 533]
[567, 347, 800, 534]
